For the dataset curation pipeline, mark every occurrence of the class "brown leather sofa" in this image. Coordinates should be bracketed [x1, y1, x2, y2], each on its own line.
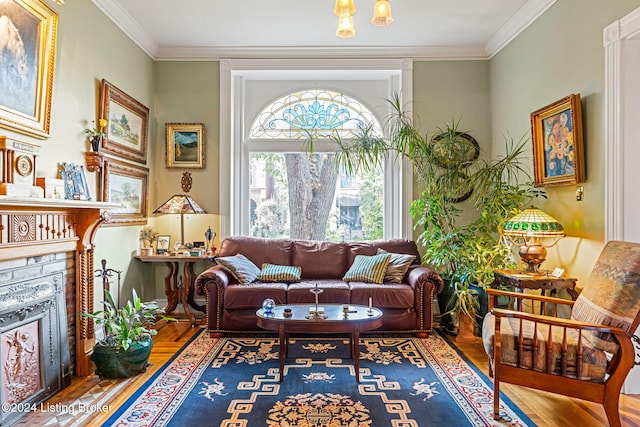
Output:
[195, 236, 444, 336]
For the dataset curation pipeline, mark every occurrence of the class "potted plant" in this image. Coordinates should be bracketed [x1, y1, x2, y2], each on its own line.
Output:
[330, 95, 544, 333]
[82, 289, 173, 378]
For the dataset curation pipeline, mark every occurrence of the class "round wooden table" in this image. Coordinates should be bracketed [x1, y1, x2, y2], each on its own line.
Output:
[256, 303, 382, 382]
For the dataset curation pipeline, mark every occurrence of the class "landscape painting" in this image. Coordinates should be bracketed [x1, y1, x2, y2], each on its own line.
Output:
[102, 158, 148, 226]
[165, 123, 205, 169]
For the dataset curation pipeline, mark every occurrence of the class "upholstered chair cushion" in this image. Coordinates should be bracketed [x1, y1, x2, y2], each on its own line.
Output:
[570, 240, 640, 353]
[482, 313, 609, 382]
[377, 248, 416, 283]
[343, 253, 391, 284]
[215, 253, 261, 285]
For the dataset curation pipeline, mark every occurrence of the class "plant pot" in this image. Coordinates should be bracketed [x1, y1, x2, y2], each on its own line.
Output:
[91, 338, 152, 379]
[456, 311, 476, 343]
[470, 284, 488, 336]
[437, 279, 456, 335]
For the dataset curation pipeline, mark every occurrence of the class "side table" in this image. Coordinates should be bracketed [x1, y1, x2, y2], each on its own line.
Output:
[492, 269, 578, 301]
[136, 254, 213, 325]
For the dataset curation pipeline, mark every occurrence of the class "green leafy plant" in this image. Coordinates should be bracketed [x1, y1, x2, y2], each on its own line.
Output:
[82, 289, 174, 351]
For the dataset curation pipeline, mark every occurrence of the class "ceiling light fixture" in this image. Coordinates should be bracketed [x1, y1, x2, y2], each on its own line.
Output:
[336, 8, 356, 38]
[371, 0, 393, 26]
[334, 0, 393, 38]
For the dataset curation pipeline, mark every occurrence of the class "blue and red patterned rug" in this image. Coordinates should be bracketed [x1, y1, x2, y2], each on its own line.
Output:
[105, 330, 535, 426]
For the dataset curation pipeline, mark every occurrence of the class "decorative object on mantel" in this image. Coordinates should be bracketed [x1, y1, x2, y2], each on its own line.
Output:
[59, 162, 91, 200]
[153, 171, 206, 252]
[0, 136, 44, 197]
[84, 118, 107, 152]
[85, 151, 104, 173]
[500, 207, 566, 275]
[35, 177, 64, 199]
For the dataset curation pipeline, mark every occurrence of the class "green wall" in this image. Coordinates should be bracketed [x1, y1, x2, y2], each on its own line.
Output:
[490, 0, 640, 284]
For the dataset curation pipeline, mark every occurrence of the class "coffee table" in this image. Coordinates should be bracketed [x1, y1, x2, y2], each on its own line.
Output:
[256, 304, 383, 382]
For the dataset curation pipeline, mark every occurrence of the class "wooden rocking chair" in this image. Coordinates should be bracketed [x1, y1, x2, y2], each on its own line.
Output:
[482, 240, 640, 427]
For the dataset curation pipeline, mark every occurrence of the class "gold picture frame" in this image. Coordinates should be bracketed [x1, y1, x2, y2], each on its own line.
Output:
[99, 80, 149, 164]
[531, 94, 585, 187]
[101, 158, 149, 226]
[0, 0, 58, 138]
[165, 123, 205, 169]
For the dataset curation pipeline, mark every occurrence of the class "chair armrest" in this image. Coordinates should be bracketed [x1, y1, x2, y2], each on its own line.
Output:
[491, 308, 626, 335]
[406, 265, 444, 294]
[195, 265, 231, 295]
[487, 287, 575, 315]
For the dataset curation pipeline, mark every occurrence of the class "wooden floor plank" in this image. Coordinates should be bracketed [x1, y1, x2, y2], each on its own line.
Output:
[15, 324, 640, 426]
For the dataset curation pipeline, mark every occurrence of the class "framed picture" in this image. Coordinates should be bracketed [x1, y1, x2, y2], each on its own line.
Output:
[156, 235, 170, 254]
[0, 0, 57, 138]
[165, 123, 205, 169]
[59, 163, 91, 201]
[531, 94, 584, 187]
[101, 158, 149, 226]
[99, 80, 149, 164]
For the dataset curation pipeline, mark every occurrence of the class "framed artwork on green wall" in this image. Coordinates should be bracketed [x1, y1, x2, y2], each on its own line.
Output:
[531, 94, 585, 187]
[101, 158, 149, 226]
[165, 123, 205, 169]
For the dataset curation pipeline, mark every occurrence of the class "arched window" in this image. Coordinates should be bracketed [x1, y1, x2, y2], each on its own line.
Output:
[247, 89, 383, 241]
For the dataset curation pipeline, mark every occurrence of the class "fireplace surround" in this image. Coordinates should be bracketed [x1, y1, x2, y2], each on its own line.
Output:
[0, 197, 116, 425]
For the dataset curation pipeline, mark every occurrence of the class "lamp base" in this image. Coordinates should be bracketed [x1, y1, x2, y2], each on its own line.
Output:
[519, 243, 547, 276]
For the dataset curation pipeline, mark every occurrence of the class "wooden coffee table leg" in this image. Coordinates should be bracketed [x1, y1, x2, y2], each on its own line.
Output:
[279, 324, 286, 382]
[353, 330, 360, 382]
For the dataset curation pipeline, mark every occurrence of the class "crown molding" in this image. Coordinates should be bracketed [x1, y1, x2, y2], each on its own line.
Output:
[485, 0, 557, 58]
[91, 0, 158, 58]
[154, 45, 488, 61]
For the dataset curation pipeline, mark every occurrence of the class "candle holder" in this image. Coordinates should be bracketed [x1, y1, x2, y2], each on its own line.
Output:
[306, 283, 327, 319]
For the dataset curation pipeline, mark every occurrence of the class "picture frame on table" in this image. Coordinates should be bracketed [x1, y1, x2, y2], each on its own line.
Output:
[530, 94, 585, 187]
[101, 158, 148, 226]
[165, 123, 205, 169]
[156, 235, 170, 255]
[99, 80, 149, 164]
[0, 0, 58, 138]
[60, 163, 91, 201]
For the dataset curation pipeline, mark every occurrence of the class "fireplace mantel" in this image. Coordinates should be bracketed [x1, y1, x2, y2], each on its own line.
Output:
[0, 196, 119, 376]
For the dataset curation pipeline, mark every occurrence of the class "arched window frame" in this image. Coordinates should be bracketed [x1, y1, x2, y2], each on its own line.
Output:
[219, 59, 414, 241]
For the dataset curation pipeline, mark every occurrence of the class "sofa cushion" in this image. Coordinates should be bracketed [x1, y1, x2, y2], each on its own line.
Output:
[215, 253, 260, 284]
[343, 253, 391, 284]
[224, 282, 288, 310]
[347, 239, 421, 267]
[377, 248, 416, 283]
[292, 240, 348, 280]
[219, 236, 292, 267]
[349, 282, 415, 309]
[258, 263, 302, 283]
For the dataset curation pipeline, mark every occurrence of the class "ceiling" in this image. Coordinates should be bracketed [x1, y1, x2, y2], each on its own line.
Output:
[92, 0, 556, 60]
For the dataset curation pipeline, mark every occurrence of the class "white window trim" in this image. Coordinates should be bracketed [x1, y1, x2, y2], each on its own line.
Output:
[219, 58, 413, 240]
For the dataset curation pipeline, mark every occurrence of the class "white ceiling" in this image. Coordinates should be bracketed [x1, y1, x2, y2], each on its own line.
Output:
[92, 0, 556, 60]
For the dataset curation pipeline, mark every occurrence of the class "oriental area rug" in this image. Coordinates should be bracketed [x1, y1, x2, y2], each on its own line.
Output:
[105, 331, 535, 427]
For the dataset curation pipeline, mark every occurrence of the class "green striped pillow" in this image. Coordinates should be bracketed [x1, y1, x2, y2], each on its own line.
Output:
[342, 253, 391, 284]
[259, 263, 302, 283]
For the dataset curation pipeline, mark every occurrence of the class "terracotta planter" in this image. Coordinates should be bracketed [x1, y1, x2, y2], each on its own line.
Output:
[456, 311, 476, 344]
[91, 339, 152, 378]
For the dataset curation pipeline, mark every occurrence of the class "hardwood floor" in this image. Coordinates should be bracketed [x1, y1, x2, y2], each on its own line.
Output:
[16, 321, 640, 426]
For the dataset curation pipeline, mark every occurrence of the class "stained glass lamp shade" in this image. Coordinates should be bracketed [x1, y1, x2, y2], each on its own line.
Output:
[153, 194, 205, 248]
[371, 0, 393, 26]
[501, 208, 565, 275]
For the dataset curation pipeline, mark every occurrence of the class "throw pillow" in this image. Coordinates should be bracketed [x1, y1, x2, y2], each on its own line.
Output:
[215, 253, 260, 284]
[259, 263, 302, 283]
[377, 248, 416, 283]
[342, 253, 391, 284]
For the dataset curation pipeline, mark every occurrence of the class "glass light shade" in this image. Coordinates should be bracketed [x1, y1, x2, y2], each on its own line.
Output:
[333, 0, 356, 16]
[371, 0, 393, 26]
[336, 9, 355, 38]
[501, 208, 565, 238]
[153, 194, 205, 215]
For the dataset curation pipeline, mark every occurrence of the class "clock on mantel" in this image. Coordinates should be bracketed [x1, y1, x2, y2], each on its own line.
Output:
[0, 136, 44, 198]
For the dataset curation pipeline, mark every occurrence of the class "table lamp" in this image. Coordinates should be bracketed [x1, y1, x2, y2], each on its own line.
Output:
[500, 208, 565, 275]
[153, 172, 206, 250]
